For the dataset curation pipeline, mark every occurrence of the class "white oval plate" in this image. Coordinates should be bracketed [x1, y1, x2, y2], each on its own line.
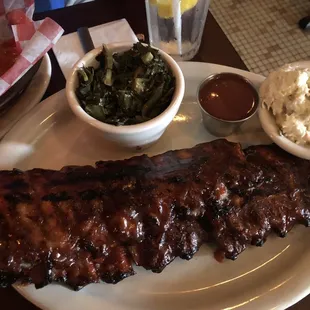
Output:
[0, 54, 52, 138]
[258, 60, 310, 160]
[1, 62, 309, 310]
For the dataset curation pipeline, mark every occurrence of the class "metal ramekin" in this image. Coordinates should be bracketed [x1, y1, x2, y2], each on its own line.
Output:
[197, 72, 260, 137]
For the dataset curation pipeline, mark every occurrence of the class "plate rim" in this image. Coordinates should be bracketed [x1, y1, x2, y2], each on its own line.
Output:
[19, 53, 52, 109]
[0, 54, 52, 140]
[28, 53, 52, 104]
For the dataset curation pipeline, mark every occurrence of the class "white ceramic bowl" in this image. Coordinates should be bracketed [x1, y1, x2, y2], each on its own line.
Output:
[258, 61, 310, 160]
[66, 42, 185, 150]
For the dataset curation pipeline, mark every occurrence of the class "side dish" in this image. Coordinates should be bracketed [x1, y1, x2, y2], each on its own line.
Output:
[260, 66, 310, 145]
[75, 42, 176, 126]
[197, 73, 259, 136]
[198, 73, 258, 121]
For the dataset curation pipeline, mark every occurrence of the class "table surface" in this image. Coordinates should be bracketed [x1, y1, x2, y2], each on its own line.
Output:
[0, 0, 308, 309]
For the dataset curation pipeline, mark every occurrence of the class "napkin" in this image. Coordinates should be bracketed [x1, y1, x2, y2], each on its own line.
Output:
[0, 0, 64, 96]
[53, 18, 138, 80]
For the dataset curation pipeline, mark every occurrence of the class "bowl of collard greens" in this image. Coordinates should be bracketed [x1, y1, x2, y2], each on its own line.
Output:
[66, 42, 185, 149]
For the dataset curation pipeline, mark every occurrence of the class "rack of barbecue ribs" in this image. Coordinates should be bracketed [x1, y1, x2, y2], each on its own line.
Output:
[0, 139, 310, 290]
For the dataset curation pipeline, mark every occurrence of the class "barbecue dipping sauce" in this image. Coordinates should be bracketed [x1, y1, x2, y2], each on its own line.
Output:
[198, 73, 258, 121]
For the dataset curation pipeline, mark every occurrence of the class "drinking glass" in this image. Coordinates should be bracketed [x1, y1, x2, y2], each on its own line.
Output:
[145, 0, 210, 61]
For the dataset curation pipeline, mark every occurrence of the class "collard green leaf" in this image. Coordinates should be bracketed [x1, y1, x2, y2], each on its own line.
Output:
[85, 105, 106, 121]
[75, 42, 176, 126]
[142, 83, 164, 118]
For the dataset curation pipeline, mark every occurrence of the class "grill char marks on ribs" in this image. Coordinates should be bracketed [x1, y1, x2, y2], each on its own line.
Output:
[0, 139, 310, 290]
[206, 144, 310, 259]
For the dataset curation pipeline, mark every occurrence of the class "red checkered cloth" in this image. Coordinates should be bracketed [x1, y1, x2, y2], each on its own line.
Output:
[0, 0, 64, 96]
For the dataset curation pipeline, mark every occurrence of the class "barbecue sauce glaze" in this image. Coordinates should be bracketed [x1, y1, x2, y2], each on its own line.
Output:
[198, 73, 258, 121]
[1, 140, 310, 290]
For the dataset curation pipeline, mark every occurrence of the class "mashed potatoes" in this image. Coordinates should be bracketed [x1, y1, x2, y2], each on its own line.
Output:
[260, 65, 310, 145]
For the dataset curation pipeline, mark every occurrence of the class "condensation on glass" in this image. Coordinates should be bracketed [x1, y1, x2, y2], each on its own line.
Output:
[145, 0, 210, 61]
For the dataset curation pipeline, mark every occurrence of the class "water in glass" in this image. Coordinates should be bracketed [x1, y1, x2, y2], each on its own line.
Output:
[145, 0, 211, 61]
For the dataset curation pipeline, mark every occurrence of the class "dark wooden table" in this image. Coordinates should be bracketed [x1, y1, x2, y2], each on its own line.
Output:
[0, 0, 308, 309]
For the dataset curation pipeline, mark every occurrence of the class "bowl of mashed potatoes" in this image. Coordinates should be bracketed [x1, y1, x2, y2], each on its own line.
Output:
[258, 61, 310, 160]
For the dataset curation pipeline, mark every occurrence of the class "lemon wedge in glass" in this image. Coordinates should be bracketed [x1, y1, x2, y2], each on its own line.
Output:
[150, 0, 198, 19]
